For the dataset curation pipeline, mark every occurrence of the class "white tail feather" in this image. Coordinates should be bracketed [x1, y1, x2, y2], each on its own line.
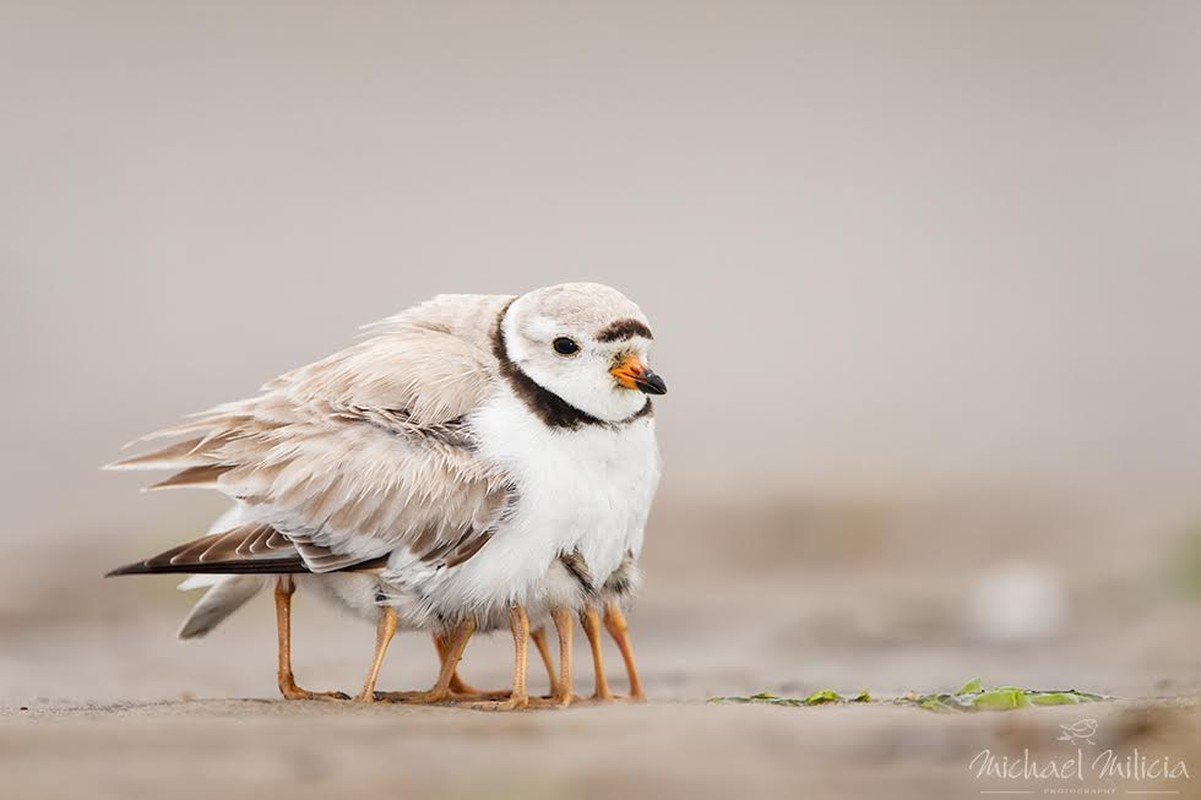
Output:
[177, 575, 267, 639]
[176, 505, 267, 639]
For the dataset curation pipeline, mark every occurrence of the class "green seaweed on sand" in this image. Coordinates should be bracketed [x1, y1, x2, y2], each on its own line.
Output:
[710, 678, 1107, 711]
[709, 689, 869, 707]
[900, 678, 1108, 713]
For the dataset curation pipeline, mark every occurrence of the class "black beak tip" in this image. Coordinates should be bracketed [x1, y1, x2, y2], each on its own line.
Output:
[636, 372, 667, 395]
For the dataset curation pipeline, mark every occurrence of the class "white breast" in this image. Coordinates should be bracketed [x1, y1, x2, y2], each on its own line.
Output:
[388, 391, 660, 622]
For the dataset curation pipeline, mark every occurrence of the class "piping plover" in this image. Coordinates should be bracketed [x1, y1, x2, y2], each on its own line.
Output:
[108, 283, 665, 709]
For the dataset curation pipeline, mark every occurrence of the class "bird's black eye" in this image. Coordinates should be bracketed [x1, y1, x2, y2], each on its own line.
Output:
[552, 337, 580, 356]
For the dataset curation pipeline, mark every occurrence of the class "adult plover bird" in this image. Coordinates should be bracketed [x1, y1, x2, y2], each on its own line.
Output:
[107, 283, 665, 709]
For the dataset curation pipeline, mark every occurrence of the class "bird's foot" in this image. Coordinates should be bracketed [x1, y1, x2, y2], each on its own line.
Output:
[463, 693, 530, 712]
[280, 687, 350, 702]
[374, 689, 451, 704]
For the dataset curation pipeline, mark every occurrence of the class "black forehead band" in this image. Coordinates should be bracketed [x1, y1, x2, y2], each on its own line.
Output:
[595, 318, 654, 343]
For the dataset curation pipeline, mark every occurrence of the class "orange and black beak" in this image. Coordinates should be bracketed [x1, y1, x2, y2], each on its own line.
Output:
[610, 354, 667, 395]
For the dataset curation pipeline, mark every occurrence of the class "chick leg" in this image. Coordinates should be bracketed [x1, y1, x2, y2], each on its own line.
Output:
[273, 577, 348, 701]
[531, 627, 561, 697]
[581, 606, 614, 701]
[384, 617, 476, 704]
[603, 602, 645, 701]
[547, 607, 575, 706]
[353, 605, 399, 702]
[467, 606, 530, 711]
[435, 632, 490, 696]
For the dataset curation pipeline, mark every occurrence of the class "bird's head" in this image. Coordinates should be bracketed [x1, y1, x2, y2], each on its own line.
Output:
[500, 282, 666, 424]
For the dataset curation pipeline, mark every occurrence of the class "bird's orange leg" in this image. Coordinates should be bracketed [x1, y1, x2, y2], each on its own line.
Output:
[383, 617, 476, 704]
[531, 626, 560, 697]
[547, 607, 575, 706]
[581, 606, 614, 701]
[603, 602, 645, 701]
[466, 606, 530, 711]
[353, 605, 399, 702]
[434, 632, 489, 696]
[273, 577, 348, 701]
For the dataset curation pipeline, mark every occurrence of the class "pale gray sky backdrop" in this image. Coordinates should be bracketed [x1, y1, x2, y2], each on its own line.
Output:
[3, 2, 1200, 566]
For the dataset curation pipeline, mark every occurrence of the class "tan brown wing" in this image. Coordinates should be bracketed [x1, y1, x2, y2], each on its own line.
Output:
[107, 294, 516, 574]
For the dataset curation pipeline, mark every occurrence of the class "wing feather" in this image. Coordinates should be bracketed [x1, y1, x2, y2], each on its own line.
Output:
[149, 464, 233, 490]
[109, 294, 516, 574]
[107, 524, 300, 576]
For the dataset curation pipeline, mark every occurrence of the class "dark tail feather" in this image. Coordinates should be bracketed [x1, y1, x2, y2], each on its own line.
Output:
[105, 525, 309, 577]
[106, 557, 309, 577]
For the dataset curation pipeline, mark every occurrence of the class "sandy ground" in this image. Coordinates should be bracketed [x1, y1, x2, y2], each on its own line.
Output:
[6, 699, 1200, 800]
[5, 567, 1201, 799]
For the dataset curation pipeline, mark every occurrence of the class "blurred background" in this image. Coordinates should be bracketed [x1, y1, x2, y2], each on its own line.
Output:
[3, 1, 1201, 796]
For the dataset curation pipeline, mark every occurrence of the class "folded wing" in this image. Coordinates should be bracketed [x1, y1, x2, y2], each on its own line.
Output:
[108, 294, 516, 575]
